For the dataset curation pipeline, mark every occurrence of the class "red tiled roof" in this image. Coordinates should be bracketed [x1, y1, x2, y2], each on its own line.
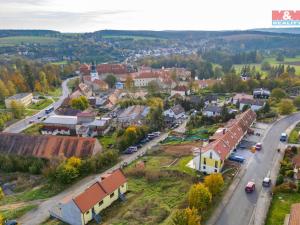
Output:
[289, 203, 300, 225]
[173, 85, 188, 92]
[72, 169, 127, 213]
[0, 133, 100, 159]
[73, 183, 107, 213]
[292, 154, 300, 168]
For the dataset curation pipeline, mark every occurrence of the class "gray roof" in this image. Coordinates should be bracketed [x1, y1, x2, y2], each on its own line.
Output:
[204, 105, 222, 113]
[171, 104, 185, 115]
[43, 115, 77, 125]
[240, 98, 265, 106]
[6, 93, 32, 100]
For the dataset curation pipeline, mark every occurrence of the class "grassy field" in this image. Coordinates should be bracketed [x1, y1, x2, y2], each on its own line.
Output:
[22, 123, 43, 135]
[48, 87, 62, 98]
[98, 133, 118, 150]
[266, 193, 300, 225]
[0, 204, 37, 220]
[0, 36, 59, 47]
[28, 99, 53, 110]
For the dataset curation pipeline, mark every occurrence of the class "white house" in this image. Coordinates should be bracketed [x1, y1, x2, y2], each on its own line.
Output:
[163, 104, 185, 120]
[203, 105, 222, 117]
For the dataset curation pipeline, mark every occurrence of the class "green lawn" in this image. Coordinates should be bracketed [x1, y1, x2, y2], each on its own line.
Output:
[266, 193, 300, 225]
[102, 35, 164, 40]
[22, 123, 43, 135]
[0, 204, 37, 220]
[48, 88, 62, 98]
[0, 36, 59, 47]
[98, 133, 118, 150]
[28, 99, 53, 110]
[24, 109, 39, 117]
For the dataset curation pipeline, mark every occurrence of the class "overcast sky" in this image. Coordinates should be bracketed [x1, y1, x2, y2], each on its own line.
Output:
[0, 0, 299, 32]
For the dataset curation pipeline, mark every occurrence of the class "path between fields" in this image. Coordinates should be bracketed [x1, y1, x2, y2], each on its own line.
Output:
[0, 199, 45, 211]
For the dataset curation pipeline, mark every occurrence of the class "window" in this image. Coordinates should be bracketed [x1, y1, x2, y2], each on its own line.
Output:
[98, 200, 103, 206]
[210, 152, 213, 159]
[203, 158, 206, 165]
[85, 210, 89, 215]
[214, 169, 218, 173]
[110, 192, 115, 198]
[203, 166, 206, 170]
[215, 161, 218, 168]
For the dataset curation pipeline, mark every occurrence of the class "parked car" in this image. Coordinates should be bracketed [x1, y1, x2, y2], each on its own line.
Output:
[124, 146, 138, 154]
[28, 120, 35, 124]
[152, 131, 161, 137]
[136, 144, 143, 149]
[5, 220, 19, 225]
[262, 177, 271, 187]
[245, 181, 255, 193]
[140, 138, 150, 144]
[228, 153, 245, 163]
[280, 133, 288, 142]
[255, 143, 262, 151]
[147, 134, 156, 139]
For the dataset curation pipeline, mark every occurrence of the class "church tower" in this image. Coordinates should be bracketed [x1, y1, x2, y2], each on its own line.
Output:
[90, 61, 99, 81]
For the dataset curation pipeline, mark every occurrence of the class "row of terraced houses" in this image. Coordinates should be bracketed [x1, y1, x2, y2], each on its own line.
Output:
[190, 109, 257, 174]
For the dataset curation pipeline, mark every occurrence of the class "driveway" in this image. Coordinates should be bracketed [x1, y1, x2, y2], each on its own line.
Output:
[3, 77, 77, 133]
[213, 113, 300, 225]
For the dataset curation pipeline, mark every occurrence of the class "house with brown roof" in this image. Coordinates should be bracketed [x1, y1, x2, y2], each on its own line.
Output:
[171, 85, 190, 97]
[50, 169, 127, 225]
[284, 203, 300, 225]
[0, 132, 102, 159]
[189, 109, 256, 174]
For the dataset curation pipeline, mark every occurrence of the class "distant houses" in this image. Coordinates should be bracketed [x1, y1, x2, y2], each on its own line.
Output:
[239, 98, 265, 111]
[117, 105, 150, 127]
[171, 85, 190, 97]
[203, 105, 222, 117]
[163, 104, 185, 120]
[189, 109, 256, 174]
[5, 93, 33, 108]
[253, 88, 270, 99]
[50, 169, 127, 225]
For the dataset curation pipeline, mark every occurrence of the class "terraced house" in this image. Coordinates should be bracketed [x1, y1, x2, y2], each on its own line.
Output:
[190, 109, 256, 174]
[50, 169, 127, 225]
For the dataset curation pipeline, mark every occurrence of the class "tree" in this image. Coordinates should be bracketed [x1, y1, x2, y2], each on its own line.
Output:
[204, 173, 224, 197]
[10, 100, 25, 119]
[146, 106, 165, 131]
[271, 88, 286, 100]
[56, 163, 80, 184]
[294, 96, 300, 108]
[24, 64, 35, 91]
[34, 80, 43, 92]
[172, 208, 201, 225]
[7, 81, 16, 96]
[125, 76, 134, 90]
[0, 187, 4, 200]
[278, 99, 294, 115]
[0, 213, 4, 225]
[70, 96, 89, 110]
[147, 80, 160, 95]
[39, 71, 49, 92]
[105, 74, 117, 88]
[188, 183, 212, 212]
[0, 80, 9, 101]
[276, 54, 284, 62]
[261, 61, 271, 71]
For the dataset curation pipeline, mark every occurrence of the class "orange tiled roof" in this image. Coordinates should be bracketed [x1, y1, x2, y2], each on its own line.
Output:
[289, 203, 300, 225]
[72, 169, 127, 213]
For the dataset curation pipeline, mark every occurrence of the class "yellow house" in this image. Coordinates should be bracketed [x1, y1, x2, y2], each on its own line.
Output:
[50, 169, 127, 225]
[5, 93, 33, 109]
[190, 109, 256, 174]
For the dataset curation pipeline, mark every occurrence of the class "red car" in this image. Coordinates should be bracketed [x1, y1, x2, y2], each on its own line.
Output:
[245, 181, 255, 193]
[255, 143, 262, 151]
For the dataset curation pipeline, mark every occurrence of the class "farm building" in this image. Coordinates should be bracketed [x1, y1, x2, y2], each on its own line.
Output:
[0, 133, 102, 159]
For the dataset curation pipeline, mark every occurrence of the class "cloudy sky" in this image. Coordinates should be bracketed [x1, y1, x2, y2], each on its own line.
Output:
[0, 0, 299, 32]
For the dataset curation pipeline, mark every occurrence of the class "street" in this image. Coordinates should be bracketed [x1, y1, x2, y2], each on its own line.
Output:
[3, 77, 76, 133]
[18, 130, 170, 225]
[213, 112, 300, 225]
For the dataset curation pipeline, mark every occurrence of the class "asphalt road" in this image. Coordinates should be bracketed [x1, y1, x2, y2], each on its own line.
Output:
[214, 112, 300, 225]
[3, 77, 75, 133]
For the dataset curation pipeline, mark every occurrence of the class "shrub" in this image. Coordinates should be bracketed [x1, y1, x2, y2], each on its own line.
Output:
[145, 170, 163, 182]
[126, 167, 146, 178]
[273, 182, 297, 193]
[276, 174, 284, 186]
[285, 170, 295, 178]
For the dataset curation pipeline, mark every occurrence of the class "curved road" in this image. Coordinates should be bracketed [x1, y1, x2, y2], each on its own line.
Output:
[214, 112, 300, 225]
[4, 77, 75, 133]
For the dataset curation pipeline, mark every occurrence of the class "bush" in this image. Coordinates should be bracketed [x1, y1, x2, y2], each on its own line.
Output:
[273, 182, 297, 193]
[276, 174, 284, 186]
[126, 167, 146, 178]
[285, 170, 295, 178]
[145, 170, 163, 182]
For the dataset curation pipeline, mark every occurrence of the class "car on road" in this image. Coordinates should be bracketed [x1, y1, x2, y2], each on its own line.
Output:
[280, 133, 288, 142]
[124, 146, 138, 154]
[255, 143, 262, 150]
[28, 120, 35, 124]
[245, 181, 255, 193]
[262, 177, 271, 187]
[140, 138, 150, 144]
[228, 153, 245, 163]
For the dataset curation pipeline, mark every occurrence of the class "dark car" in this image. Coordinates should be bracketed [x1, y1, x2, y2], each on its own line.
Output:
[228, 153, 245, 163]
[140, 138, 149, 144]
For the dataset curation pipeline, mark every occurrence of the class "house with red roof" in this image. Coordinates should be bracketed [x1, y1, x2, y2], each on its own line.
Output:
[50, 169, 127, 225]
[189, 109, 256, 174]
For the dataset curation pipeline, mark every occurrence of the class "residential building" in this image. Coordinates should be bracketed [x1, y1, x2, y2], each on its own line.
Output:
[171, 86, 190, 97]
[284, 203, 300, 225]
[239, 98, 265, 111]
[292, 154, 300, 180]
[133, 72, 159, 87]
[0, 133, 102, 159]
[253, 88, 270, 99]
[203, 105, 222, 117]
[204, 95, 218, 105]
[115, 82, 124, 89]
[5, 93, 33, 108]
[189, 109, 256, 174]
[196, 79, 220, 89]
[83, 76, 109, 92]
[42, 115, 78, 135]
[163, 104, 185, 120]
[50, 169, 127, 225]
[117, 105, 150, 127]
